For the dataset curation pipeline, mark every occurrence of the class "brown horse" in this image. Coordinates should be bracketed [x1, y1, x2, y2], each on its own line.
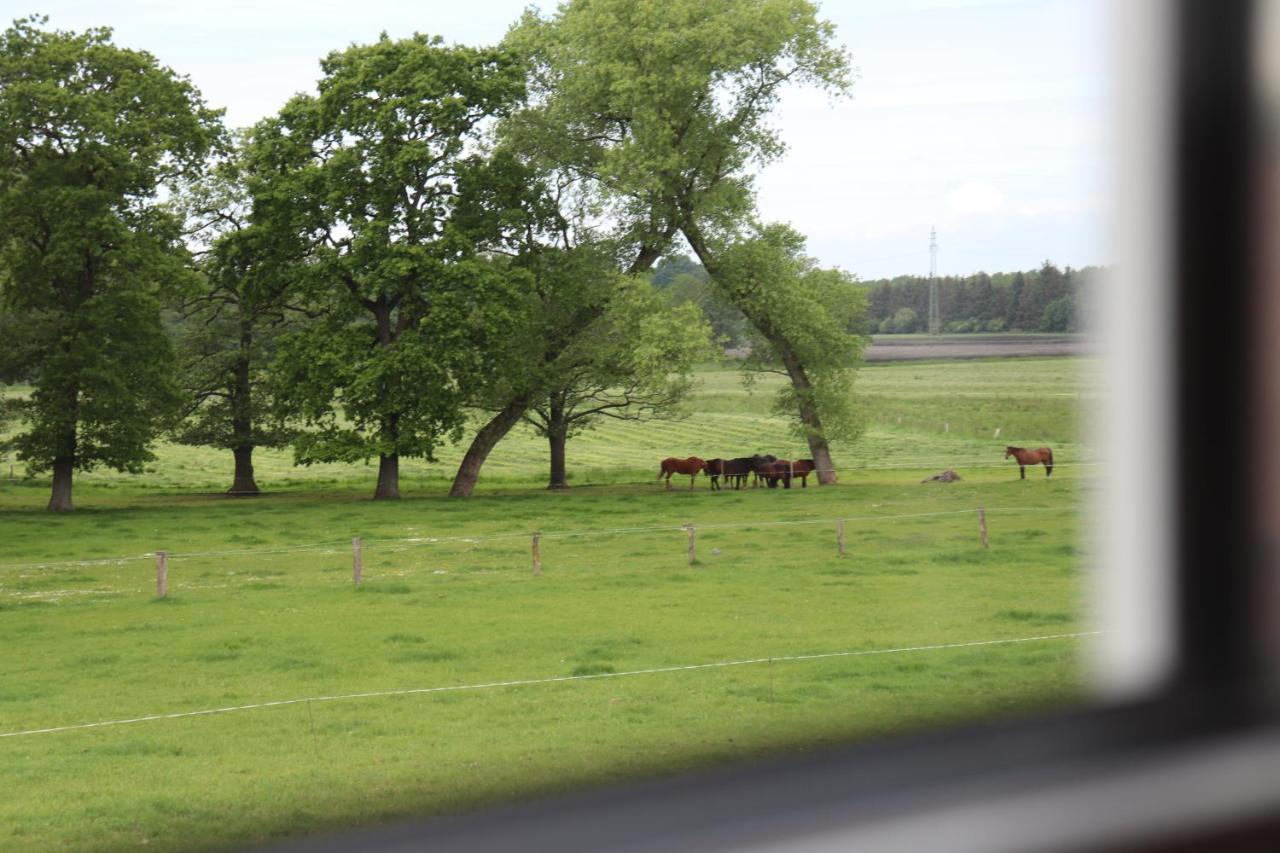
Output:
[1005, 446, 1054, 479]
[790, 458, 817, 488]
[658, 456, 706, 490]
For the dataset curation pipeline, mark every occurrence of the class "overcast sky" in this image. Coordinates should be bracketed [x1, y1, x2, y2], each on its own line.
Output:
[12, 0, 1110, 279]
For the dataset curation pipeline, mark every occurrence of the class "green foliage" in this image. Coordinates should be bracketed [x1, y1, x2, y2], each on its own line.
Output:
[525, 275, 715, 438]
[167, 145, 296, 458]
[0, 16, 222, 484]
[505, 0, 850, 259]
[247, 34, 527, 470]
[890, 307, 919, 334]
[1040, 295, 1074, 333]
[717, 225, 867, 445]
[861, 263, 1104, 334]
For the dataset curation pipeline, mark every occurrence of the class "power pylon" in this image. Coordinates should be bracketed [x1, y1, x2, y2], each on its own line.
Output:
[927, 226, 940, 335]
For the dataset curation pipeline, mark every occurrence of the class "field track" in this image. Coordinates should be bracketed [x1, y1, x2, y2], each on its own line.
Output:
[866, 334, 1092, 362]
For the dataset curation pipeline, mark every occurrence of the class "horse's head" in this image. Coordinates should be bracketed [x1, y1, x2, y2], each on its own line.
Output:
[1004, 446, 1023, 458]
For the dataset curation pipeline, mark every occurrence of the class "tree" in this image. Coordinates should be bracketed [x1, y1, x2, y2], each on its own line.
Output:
[169, 152, 296, 495]
[248, 34, 526, 499]
[445, 0, 850, 497]
[890, 307, 919, 333]
[523, 277, 712, 489]
[1041, 294, 1074, 332]
[719, 225, 866, 481]
[0, 17, 222, 511]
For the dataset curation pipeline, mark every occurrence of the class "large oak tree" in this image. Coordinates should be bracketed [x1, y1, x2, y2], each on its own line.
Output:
[248, 34, 526, 499]
[0, 17, 222, 510]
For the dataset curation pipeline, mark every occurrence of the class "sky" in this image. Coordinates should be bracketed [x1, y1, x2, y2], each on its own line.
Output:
[8, 0, 1111, 280]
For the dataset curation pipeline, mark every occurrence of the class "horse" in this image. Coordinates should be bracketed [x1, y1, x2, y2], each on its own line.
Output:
[750, 454, 778, 488]
[1005, 446, 1054, 479]
[706, 457, 757, 491]
[757, 459, 793, 489]
[658, 456, 707, 490]
[790, 458, 817, 488]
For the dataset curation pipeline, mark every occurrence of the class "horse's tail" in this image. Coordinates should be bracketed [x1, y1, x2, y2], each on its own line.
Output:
[657, 462, 666, 479]
[1044, 448, 1054, 476]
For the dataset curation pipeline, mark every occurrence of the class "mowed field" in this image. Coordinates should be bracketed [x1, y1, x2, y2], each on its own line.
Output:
[0, 358, 1097, 852]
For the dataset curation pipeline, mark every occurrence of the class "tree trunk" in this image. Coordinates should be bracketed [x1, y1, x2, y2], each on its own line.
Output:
[229, 445, 260, 496]
[374, 453, 400, 500]
[547, 394, 570, 490]
[228, 319, 260, 496]
[781, 352, 838, 485]
[47, 456, 74, 512]
[449, 395, 530, 498]
[47, 389, 78, 512]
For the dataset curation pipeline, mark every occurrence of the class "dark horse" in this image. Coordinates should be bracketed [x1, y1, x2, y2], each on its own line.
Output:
[658, 456, 706, 490]
[757, 459, 793, 489]
[750, 454, 778, 488]
[1005, 446, 1054, 479]
[705, 457, 757, 491]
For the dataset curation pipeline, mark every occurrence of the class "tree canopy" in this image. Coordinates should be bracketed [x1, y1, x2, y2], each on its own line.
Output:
[0, 16, 223, 510]
[246, 34, 527, 499]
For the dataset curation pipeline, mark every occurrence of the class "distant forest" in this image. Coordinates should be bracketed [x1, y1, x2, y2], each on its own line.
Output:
[861, 262, 1103, 334]
[651, 257, 1103, 342]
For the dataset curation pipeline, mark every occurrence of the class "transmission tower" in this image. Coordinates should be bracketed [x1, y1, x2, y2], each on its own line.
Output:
[927, 226, 940, 335]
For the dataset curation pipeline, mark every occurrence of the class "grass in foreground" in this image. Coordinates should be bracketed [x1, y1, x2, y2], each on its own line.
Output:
[1, 471, 1087, 852]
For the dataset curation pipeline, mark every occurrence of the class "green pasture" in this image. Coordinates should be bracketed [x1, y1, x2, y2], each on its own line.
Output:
[0, 358, 1097, 499]
[0, 357, 1095, 851]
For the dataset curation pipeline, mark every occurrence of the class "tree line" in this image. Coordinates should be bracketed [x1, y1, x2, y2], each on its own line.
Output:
[0, 2, 866, 512]
[863, 262, 1103, 334]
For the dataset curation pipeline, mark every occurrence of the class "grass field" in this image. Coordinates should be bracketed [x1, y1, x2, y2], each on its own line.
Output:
[0, 358, 1095, 851]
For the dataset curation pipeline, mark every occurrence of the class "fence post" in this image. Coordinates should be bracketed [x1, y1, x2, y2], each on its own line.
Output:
[978, 507, 989, 549]
[352, 537, 363, 586]
[155, 551, 168, 598]
[532, 531, 541, 576]
[685, 523, 696, 566]
[837, 519, 846, 557]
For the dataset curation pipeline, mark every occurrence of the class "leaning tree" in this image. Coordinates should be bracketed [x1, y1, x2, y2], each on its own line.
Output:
[0, 17, 222, 510]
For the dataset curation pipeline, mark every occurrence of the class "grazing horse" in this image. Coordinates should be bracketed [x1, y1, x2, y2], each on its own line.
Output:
[1005, 446, 1054, 479]
[757, 459, 793, 489]
[750, 454, 778, 488]
[790, 458, 817, 488]
[706, 457, 757, 491]
[658, 456, 706, 490]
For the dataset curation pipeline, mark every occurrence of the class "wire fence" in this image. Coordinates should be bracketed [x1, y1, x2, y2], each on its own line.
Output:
[0, 504, 1078, 576]
[0, 631, 1099, 740]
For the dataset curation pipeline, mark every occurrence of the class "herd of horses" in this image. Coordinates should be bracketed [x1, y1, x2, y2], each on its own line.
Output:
[657, 445, 1055, 491]
[657, 455, 816, 490]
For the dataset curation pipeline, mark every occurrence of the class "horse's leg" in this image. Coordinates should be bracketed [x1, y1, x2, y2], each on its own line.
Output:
[1020, 465, 1026, 480]
[689, 472, 696, 491]
[665, 472, 673, 490]
[801, 474, 807, 488]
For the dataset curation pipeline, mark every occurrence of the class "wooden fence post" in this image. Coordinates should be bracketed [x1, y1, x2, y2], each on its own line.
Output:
[352, 537, 363, 586]
[837, 519, 846, 557]
[532, 531, 541, 576]
[978, 507, 989, 549]
[685, 523, 696, 565]
[155, 551, 168, 599]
